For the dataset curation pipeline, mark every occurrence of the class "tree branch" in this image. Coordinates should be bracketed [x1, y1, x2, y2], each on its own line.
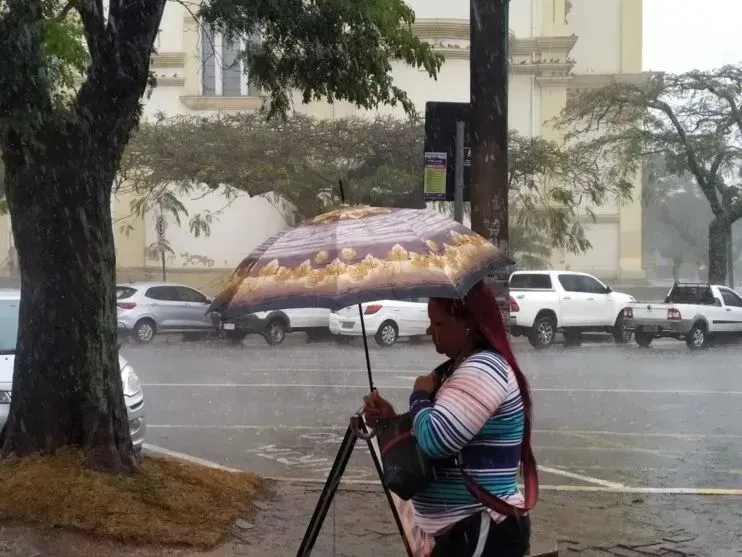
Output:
[76, 0, 106, 63]
[56, 1, 77, 21]
[652, 99, 725, 215]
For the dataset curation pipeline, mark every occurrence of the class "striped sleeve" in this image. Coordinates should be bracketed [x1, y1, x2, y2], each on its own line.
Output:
[410, 352, 512, 459]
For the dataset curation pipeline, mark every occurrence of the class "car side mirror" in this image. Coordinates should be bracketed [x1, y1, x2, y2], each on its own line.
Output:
[605, 286, 612, 293]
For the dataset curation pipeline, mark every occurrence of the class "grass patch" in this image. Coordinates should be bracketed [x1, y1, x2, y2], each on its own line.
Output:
[0, 450, 263, 548]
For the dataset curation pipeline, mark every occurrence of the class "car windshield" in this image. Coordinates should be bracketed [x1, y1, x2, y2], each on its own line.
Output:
[0, 298, 19, 355]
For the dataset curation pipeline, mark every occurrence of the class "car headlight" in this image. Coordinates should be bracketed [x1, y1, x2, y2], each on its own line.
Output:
[121, 364, 142, 397]
[0, 391, 10, 404]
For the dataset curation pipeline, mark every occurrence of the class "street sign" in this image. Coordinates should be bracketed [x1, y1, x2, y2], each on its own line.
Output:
[423, 101, 471, 202]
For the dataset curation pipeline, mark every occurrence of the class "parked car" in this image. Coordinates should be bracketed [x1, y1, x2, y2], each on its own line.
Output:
[215, 308, 331, 345]
[0, 289, 145, 449]
[329, 298, 429, 347]
[624, 282, 742, 350]
[116, 282, 214, 344]
[508, 270, 635, 350]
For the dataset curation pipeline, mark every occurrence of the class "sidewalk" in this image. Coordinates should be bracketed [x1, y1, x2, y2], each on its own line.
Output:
[0, 480, 709, 556]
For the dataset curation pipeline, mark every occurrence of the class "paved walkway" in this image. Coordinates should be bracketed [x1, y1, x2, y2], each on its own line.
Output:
[0, 480, 717, 556]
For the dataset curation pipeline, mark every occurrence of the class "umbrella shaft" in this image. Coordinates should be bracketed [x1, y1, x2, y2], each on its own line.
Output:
[357, 304, 375, 391]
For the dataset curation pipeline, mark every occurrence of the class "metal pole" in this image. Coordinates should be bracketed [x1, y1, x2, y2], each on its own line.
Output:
[454, 120, 465, 223]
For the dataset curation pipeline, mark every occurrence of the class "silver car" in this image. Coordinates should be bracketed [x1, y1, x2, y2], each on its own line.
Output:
[116, 282, 215, 344]
[0, 289, 146, 450]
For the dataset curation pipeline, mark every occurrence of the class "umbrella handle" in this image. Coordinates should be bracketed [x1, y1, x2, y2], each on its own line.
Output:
[349, 414, 378, 440]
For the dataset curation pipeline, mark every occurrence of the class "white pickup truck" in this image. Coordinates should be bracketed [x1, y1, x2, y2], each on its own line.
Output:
[624, 282, 742, 350]
[508, 270, 636, 349]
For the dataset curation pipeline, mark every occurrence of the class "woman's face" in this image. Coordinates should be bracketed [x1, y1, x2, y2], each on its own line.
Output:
[427, 299, 470, 358]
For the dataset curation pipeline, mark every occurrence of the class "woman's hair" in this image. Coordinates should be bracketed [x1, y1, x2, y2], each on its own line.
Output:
[430, 282, 532, 421]
[431, 281, 538, 509]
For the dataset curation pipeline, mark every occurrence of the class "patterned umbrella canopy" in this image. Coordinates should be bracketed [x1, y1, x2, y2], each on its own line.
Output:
[209, 205, 512, 318]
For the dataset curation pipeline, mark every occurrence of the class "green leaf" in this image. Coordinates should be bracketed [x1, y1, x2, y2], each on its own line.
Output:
[198, 0, 443, 118]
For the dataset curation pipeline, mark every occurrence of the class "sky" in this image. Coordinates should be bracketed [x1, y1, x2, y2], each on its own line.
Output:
[644, 0, 742, 72]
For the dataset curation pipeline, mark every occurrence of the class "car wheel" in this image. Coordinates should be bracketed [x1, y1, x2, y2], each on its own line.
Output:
[264, 319, 287, 345]
[375, 321, 398, 347]
[133, 319, 156, 344]
[686, 322, 708, 350]
[528, 315, 556, 350]
[613, 314, 632, 344]
[635, 329, 654, 348]
[226, 329, 248, 345]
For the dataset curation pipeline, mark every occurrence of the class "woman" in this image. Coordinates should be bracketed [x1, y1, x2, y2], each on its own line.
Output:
[364, 281, 537, 557]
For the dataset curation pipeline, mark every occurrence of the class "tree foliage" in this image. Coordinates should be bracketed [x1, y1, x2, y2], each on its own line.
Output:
[119, 113, 629, 267]
[0, 0, 441, 469]
[556, 67, 742, 283]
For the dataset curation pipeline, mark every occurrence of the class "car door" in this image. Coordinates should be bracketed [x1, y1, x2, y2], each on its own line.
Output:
[175, 286, 214, 330]
[718, 288, 742, 333]
[577, 275, 614, 326]
[555, 273, 588, 327]
[144, 286, 187, 330]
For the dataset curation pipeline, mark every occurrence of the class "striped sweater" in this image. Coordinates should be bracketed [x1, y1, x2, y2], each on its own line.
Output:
[409, 350, 525, 535]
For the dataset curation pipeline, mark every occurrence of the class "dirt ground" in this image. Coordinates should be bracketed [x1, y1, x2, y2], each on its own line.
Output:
[0, 480, 737, 556]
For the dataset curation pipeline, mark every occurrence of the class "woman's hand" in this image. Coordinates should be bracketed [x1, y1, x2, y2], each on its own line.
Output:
[413, 371, 439, 393]
[363, 391, 396, 425]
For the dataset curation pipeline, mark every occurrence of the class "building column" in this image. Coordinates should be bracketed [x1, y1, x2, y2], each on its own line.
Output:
[182, 11, 201, 96]
[617, 0, 645, 281]
[538, 76, 571, 269]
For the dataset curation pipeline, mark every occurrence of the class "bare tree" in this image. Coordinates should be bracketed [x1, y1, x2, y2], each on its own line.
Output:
[556, 67, 742, 283]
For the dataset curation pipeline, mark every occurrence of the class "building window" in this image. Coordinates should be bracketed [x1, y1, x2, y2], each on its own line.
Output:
[201, 25, 260, 96]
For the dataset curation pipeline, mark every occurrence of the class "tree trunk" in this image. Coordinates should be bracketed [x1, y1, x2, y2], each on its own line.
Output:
[708, 216, 730, 285]
[0, 140, 138, 474]
[469, 0, 509, 249]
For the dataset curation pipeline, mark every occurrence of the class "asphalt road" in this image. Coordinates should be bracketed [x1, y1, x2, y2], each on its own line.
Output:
[123, 333, 742, 494]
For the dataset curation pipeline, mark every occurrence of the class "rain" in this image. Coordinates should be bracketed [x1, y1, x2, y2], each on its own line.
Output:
[0, 0, 740, 556]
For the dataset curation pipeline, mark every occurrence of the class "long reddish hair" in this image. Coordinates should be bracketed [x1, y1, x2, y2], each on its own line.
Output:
[432, 281, 539, 511]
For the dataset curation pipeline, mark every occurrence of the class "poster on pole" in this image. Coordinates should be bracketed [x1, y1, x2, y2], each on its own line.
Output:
[423, 152, 447, 201]
[368, 437, 434, 556]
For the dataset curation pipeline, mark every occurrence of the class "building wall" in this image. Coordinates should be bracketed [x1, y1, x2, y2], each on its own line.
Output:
[0, 0, 646, 286]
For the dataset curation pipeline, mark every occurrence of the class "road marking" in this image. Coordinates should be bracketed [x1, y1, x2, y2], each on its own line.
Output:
[143, 443, 245, 473]
[145, 424, 742, 439]
[537, 465, 625, 488]
[144, 443, 742, 495]
[142, 382, 742, 395]
[263, 476, 742, 495]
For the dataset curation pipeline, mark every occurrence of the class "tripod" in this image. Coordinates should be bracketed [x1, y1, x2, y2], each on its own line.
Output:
[296, 415, 414, 557]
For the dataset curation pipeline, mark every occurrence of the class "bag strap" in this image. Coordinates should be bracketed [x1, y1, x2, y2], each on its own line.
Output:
[457, 362, 538, 517]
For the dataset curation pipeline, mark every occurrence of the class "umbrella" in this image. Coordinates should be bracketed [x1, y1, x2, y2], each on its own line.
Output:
[209, 205, 512, 388]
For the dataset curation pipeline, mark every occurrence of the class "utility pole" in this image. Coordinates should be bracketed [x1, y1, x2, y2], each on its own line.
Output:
[469, 0, 511, 314]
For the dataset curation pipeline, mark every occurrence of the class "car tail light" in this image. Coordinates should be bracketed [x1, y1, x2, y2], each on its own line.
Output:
[117, 302, 136, 310]
[624, 307, 633, 319]
[667, 308, 681, 321]
[364, 304, 382, 315]
[508, 296, 519, 312]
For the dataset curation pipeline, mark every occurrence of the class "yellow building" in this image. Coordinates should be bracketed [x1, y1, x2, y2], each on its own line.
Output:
[0, 0, 646, 292]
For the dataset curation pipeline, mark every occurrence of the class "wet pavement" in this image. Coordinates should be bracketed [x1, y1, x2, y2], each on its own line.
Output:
[122, 334, 742, 554]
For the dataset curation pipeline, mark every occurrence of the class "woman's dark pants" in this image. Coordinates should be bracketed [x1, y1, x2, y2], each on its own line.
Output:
[431, 513, 531, 557]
